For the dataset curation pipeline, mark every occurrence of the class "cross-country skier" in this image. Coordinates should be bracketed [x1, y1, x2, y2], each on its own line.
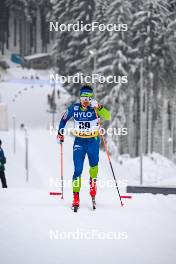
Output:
[57, 85, 111, 211]
[0, 139, 7, 188]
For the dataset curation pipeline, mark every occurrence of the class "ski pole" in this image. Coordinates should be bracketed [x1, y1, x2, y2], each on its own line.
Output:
[49, 141, 64, 197]
[60, 142, 64, 199]
[94, 108, 124, 207]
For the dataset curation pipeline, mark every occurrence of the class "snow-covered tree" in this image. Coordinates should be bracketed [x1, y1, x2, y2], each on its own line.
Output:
[129, 0, 172, 155]
[94, 0, 132, 157]
[50, 0, 176, 159]
[52, 0, 95, 95]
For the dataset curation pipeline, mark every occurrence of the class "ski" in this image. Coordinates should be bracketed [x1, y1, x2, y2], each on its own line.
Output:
[72, 205, 79, 213]
[92, 196, 96, 210]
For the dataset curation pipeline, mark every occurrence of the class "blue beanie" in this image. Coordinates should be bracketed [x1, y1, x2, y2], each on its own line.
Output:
[80, 85, 94, 97]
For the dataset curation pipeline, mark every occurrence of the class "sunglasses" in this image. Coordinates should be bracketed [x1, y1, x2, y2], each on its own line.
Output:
[80, 96, 92, 102]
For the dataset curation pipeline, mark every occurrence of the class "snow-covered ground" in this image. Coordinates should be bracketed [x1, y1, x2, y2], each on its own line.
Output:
[0, 65, 176, 264]
[0, 65, 69, 129]
[1, 129, 176, 264]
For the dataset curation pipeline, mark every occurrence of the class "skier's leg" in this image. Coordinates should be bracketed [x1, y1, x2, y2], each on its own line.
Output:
[89, 166, 98, 197]
[87, 137, 100, 197]
[89, 165, 98, 180]
[72, 139, 86, 209]
[0, 171, 7, 188]
[72, 177, 81, 193]
[87, 137, 100, 178]
[72, 139, 86, 193]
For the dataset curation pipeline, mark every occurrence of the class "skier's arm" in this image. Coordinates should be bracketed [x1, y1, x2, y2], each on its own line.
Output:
[91, 99, 111, 121]
[58, 105, 74, 134]
[97, 105, 111, 121]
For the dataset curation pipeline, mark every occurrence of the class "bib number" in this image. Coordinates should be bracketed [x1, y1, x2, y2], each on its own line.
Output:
[79, 121, 90, 130]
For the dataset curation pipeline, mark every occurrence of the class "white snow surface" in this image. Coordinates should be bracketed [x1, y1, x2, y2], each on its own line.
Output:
[0, 66, 70, 129]
[0, 129, 176, 264]
[0, 65, 176, 264]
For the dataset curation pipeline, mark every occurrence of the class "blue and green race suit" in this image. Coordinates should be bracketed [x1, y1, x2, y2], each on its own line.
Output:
[58, 103, 111, 192]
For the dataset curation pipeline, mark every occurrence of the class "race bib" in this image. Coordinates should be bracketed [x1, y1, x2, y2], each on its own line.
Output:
[72, 104, 99, 138]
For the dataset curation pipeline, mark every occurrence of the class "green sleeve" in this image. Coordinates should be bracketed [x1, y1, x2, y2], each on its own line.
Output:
[97, 106, 111, 121]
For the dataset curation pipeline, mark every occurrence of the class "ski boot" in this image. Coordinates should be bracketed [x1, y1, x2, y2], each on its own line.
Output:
[72, 192, 80, 212]
[90, 179, 97, 210]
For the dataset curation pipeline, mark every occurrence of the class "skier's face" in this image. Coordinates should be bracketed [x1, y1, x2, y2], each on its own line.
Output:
[80, 96, 91, 108]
